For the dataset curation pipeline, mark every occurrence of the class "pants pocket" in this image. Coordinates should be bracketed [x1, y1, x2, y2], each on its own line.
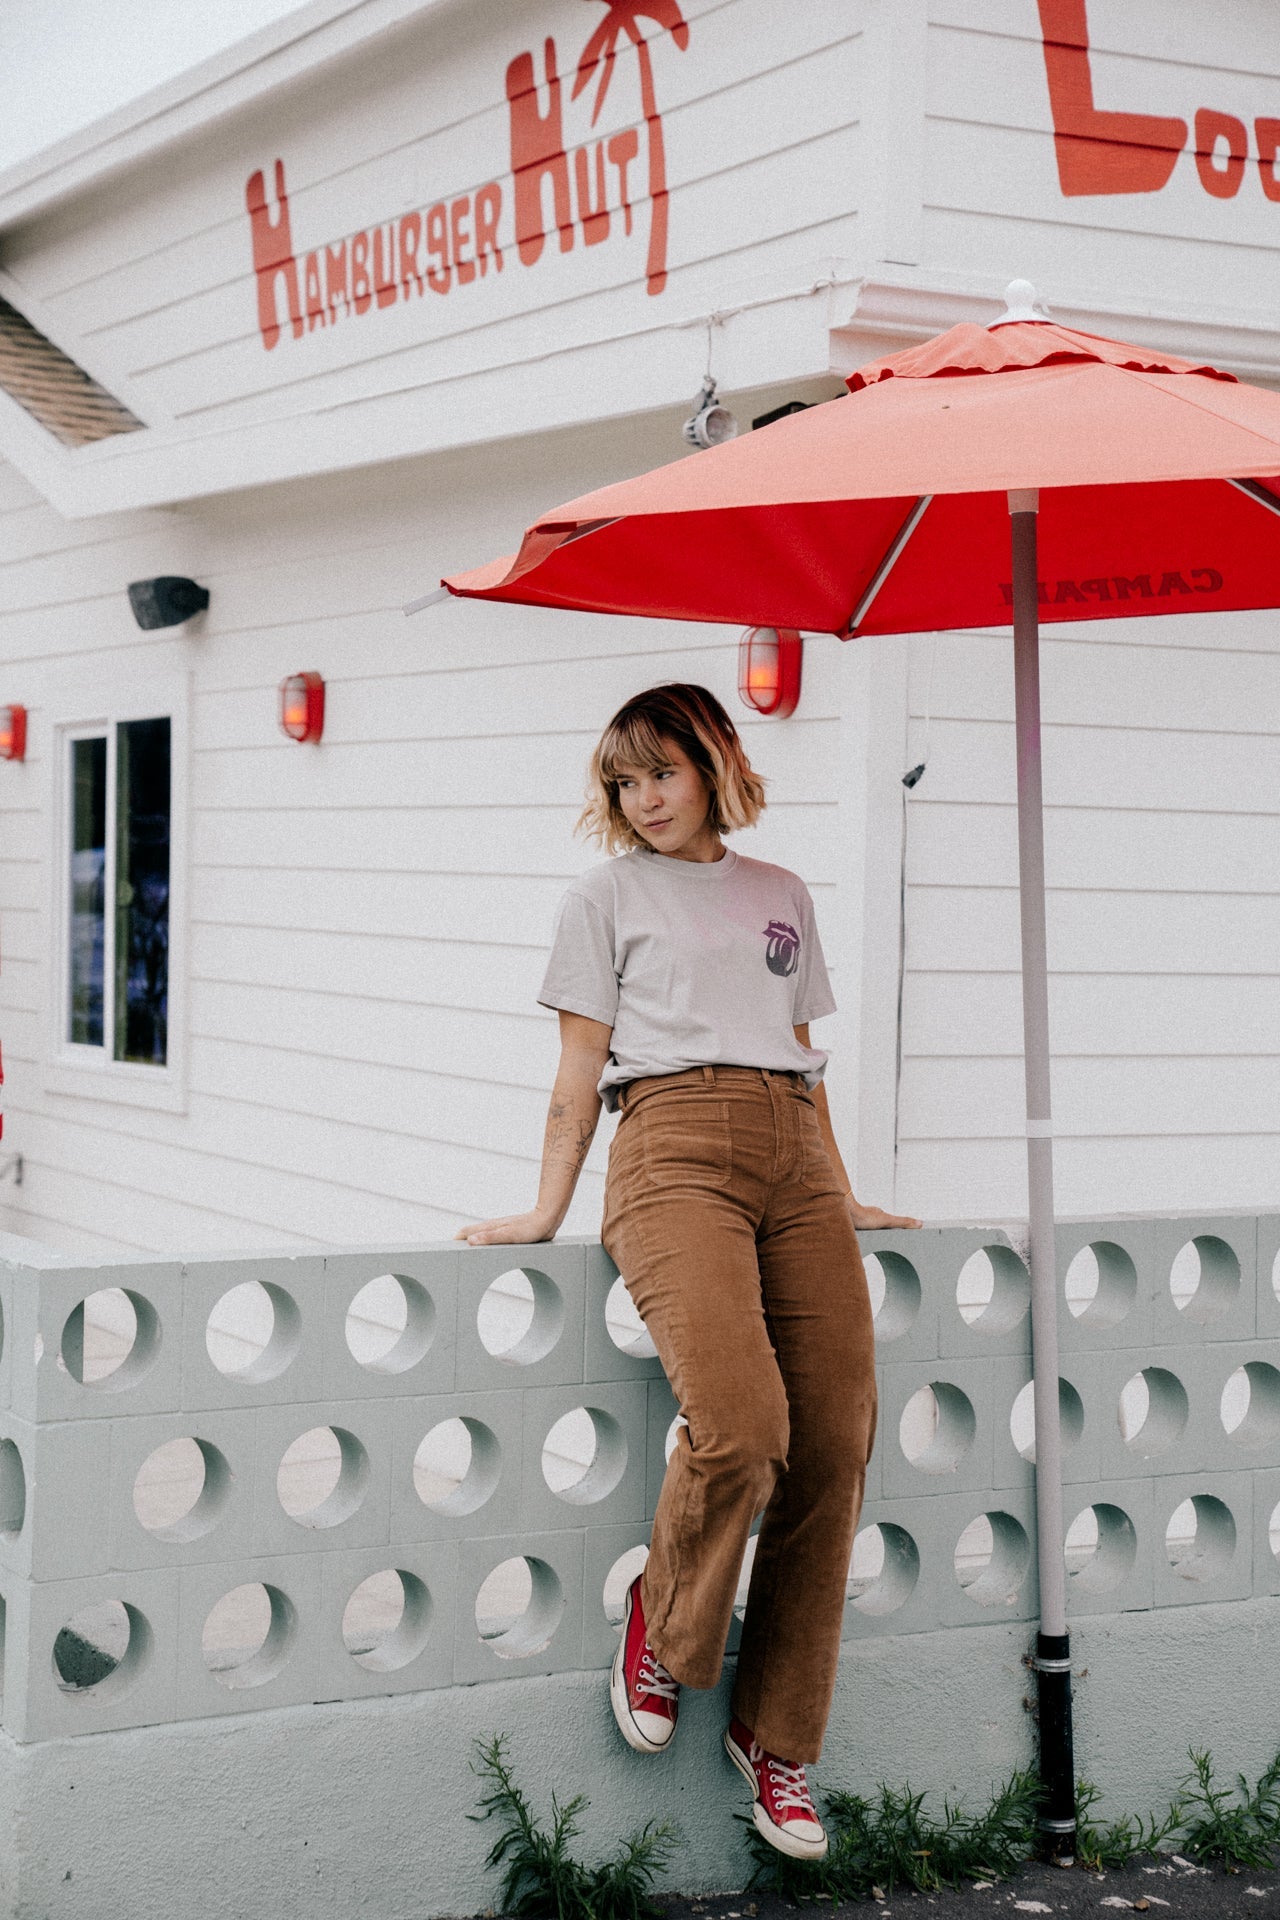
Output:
[639, 1097, 733, 1188]
[797, 1100, 844, 1194]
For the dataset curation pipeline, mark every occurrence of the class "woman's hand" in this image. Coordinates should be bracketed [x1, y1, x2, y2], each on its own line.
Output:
[847, 1200, 923, 1231]
[455, 1209, 560, 1248]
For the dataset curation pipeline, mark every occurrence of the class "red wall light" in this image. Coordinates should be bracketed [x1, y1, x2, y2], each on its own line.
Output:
[279, 672, 324, 743]
[737, 628, 801, 718]
[0, 705, 27, 762]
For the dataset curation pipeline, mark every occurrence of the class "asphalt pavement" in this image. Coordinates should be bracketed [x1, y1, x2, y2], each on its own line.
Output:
[653, 1854, 1280, 1920]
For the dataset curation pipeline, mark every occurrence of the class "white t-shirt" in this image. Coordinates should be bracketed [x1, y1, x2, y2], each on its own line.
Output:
[538, 846, 836, 1110]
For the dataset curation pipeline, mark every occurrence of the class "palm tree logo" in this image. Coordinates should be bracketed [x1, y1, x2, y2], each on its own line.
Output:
[572, 0, 689, 297]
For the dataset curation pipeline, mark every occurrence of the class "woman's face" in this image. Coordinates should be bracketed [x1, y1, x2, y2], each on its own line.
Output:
[614, 737, 720, 860]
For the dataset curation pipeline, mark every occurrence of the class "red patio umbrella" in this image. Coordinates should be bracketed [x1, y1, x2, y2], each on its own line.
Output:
[411, 282, 1280, 1846]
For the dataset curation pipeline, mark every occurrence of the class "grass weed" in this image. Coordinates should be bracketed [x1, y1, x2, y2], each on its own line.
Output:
[470, 1737, 1280, 1913]
[471, 1734, 677, 1920]
[1073, 1779, 1185, 1872]
[742, 1769, 1041, 1899]
[1178, 1747, 1280, 1871]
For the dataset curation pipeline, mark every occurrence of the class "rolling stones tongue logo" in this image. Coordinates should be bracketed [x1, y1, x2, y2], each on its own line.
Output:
[763, 921, 800, 978]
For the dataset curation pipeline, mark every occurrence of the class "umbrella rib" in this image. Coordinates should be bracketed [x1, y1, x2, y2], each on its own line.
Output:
[403, 586, 452, 616]
[1228, 477, 1280, 517]
[841, 495, 932, 637]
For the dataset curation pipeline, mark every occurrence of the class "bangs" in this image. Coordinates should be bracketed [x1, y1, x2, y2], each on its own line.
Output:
[597, 709, 683, 783]
[578, 680, 767, 854]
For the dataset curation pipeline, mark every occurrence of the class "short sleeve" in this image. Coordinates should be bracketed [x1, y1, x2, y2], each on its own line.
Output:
[537, 887, 619, 1028]
[793, 888, 836, 1024]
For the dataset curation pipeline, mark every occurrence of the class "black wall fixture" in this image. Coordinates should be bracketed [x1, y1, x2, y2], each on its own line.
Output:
[127, 577, 210, 629]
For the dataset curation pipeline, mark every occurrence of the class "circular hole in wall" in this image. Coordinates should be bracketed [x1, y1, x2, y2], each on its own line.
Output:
[342, 1569, 432, 1673]
[1064, 1242, 1138, 1328]
[0, 1439, 26, 1537]
[133, 1437, 231, 1542]
[1220, 1362, 1280, 1449]
[1165, 1494, 1236, 1583]
[203, 1581, 295, 1689]
[205, 1280, 301, 1382]
[344, 1273, 435, 1374]
[1170, 1236, 1240, 1324]
[1065, 1503, 1137, 1594]
[474, 1555, 564, 1659]
[276, 1425, 368, 1529]
[541, 1406, 627, 1505]
[864, 1252, 921, 1342]
[848, 1523, 920, 1617]
[604, 1276, 657, 1359]
[603, 1545, 650, 1631]
[1009, 1378, 1085, 1464]
[414, 1416, 501, 1517]
[60, 1288, 160, 1390]
[954, 1511, 1031, 1608]
[955, 1247, 1030, 1334]
[899, 1382, 977, 1475]
[1166, 1489, 1235, 1582]
[53, 1600, 149, 1699]
[1119, 1367, 1189, 1459]
[477, 1269, 564, 1366]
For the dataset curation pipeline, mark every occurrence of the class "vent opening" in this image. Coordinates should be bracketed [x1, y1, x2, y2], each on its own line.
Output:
[0, 296, 144, 448]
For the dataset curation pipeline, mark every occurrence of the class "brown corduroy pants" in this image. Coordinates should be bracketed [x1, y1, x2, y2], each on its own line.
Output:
[601, 1065, 877, 1762]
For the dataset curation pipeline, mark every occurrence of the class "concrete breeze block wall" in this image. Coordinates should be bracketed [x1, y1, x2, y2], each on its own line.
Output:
[0, 1218, 1277, 1748]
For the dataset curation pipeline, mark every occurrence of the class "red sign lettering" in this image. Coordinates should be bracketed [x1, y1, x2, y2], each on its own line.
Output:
[1194, 109, 1247, 199]
[1036, 0, 1186, 196]
[245, 161, 303, 348]
[571, 0, 690, 296]
[246, 2, 688, 350]
[1039, 0, 1280, 207]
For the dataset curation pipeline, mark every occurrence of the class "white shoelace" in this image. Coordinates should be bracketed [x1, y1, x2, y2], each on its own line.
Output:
[637, 1650, 679, 1702]
[751, 1742, 819, 1819]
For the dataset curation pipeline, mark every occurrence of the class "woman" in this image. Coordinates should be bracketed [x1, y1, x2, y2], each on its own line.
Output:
[459, 682, 919, 1860]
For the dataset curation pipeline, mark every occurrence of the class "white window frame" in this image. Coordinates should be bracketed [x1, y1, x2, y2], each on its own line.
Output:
[44, 670, 189, 1114]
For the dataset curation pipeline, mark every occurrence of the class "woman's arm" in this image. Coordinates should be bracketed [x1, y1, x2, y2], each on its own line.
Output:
[795, 1024, 922, 1230]
[455, 1010, 614, 1247]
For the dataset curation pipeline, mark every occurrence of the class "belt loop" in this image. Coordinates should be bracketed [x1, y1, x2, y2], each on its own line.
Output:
[702, 1065, 715, 1085]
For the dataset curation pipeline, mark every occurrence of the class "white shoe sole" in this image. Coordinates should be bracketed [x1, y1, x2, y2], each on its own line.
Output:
[723, 1728, 829, 1861]
[610, 1587, 676, 1755]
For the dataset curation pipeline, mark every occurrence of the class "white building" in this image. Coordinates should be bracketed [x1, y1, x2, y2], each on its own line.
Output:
[1, 0, 1278, 1260]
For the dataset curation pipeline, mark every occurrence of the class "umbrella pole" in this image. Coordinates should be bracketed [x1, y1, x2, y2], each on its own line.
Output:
[1008, 489, 1076, 1856]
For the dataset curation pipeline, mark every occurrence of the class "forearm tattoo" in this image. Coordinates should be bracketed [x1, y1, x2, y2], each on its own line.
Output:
[544, 1099, 595, 1177]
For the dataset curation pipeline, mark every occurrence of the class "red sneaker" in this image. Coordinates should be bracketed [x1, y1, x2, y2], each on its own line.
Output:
[610, 1576, 679, 1754]
[724, 1718, 828, 1859]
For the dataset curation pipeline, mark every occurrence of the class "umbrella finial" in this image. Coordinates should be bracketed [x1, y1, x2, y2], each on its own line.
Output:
[995, 280, 1051, 325]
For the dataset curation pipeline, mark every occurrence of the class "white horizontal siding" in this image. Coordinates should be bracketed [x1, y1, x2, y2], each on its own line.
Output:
[922, 3, 1280, 324]
[895, 618, 1280, 1222]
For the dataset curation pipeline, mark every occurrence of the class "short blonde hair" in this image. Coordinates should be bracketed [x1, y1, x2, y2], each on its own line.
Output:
[578, 682, 766, 855]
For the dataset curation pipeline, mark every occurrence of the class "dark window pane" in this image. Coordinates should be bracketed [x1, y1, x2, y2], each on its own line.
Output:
[114, 717, 170, 1066]
[69, 736, 107, 1046]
